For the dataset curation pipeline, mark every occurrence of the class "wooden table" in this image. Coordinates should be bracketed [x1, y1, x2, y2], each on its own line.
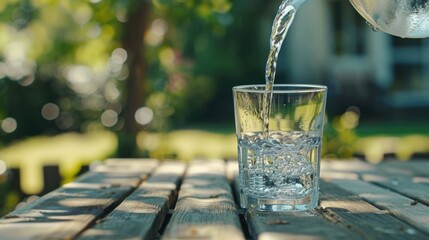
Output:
[1, 158, 428, 240]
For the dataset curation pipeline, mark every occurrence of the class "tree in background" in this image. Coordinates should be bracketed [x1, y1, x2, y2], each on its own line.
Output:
[0, 0, 278, 155]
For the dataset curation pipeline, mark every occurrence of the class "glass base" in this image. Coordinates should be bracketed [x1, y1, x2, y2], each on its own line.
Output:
[245, 194, 318, 212]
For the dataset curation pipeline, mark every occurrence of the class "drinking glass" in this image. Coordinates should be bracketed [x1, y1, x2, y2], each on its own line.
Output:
[233, 84, 327, 211]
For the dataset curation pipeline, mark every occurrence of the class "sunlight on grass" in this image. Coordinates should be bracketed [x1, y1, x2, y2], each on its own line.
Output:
[137, 130, 237, 161]
[355, 135, 429, 163]
[137, 128, 429, 164]
[0, 131, 117, 194]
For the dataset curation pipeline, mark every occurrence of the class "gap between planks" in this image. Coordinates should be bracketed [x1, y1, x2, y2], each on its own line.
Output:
[162, 160, 245, 240]
[319, 180, 429, 239]
[0, 158, 158, 240]
[322, 159, 429, 235]
[78, 161, 186, 240]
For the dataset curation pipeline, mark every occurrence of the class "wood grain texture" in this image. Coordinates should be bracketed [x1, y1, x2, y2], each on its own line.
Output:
[0, 175, 134, 240]
[247, 210, 361, 240]
[162, 160, 245, 240]
[141, 161, 186, 208]
[91, 158, 159, 175]
[320, 180, 428, 239]
[329, 178, 429, 235]
[3, 158, 429, 240]
[322, 159, 429, 206]
[0, 159, 157, 240]
[78, 161, 186, 240]
[364, 174, 429, 206]
[380, 159, 429, 177]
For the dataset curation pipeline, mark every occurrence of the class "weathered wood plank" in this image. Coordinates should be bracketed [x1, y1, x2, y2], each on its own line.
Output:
[232, 174, 242, 204]
[246, 159, 429, 240]
[0, 177, 134, 240]
[141, 161, 186, 208]
[320, 180, 428, 239]
[0, 159, 157, 240]
[247, 209, 361, 240]
[78, 161, 186, 240]
[321, 158, 374, 174]
[162, 160, 245, 240]
[412, 176, 429, 186]
[4, 158, 429, 240]
[322, 159, 429, 206]
[329, 178, 429, 235]
[380, 159, 429, 177]
[363, 174, 429, 206]
[376, 159, 429, 189]
[91, 158, 159, 175]
[322, 158, 429, 179]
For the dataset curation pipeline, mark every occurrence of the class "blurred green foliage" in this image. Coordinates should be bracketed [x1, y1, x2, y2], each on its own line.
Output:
[0, 0, 283, 146]
[0, 0, 130, 141]
[145, 0, 275, 127]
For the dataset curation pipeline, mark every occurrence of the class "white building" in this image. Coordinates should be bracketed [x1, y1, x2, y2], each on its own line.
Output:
[279, 0, 429, 114]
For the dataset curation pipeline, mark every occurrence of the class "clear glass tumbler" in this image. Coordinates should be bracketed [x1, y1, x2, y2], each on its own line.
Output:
[233, 84, 327, 212]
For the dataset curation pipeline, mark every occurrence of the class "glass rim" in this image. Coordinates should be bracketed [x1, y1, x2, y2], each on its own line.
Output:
[232, 84, 327, 93]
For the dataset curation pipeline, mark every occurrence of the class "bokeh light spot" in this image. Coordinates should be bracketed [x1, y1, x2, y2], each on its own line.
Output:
[1, 117, 17, 133]
[66, 65, 97, 95]
[159, 48, 175, 69]
[111, 48, 127, 65]
[340, 109, 359, 129]
[0, 160, 7, 175]
[0, 62, 6, 79]
[135, 107, 154, 126]
[101, 109, 118, 127]
[56, 113, 74, 130]
[105, 81, 121, 102]
[116, 8, 127, 23]
[152, 18, 168, 37]
[18, 75, 35, 86]
[88, 24, 101, 38]
[41, 103, 60, 120]
[145, 18, 168, 46]
[73, 4, 92, 25]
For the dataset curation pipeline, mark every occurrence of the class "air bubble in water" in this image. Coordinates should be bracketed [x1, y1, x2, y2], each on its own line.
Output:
[239, 131, 319, 199]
